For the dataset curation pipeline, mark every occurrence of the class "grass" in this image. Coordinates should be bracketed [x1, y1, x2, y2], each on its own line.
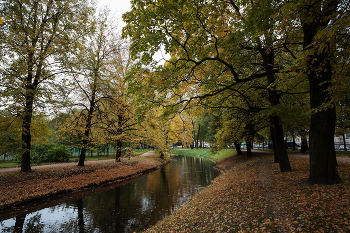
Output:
[0, 149, 153, 168]
[0, 160, 18, 168]
[336, 151, 350, 157]
[172, 148, 236, 162]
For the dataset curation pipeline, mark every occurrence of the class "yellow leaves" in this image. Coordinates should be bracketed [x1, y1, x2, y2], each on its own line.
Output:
[0, 18, 3, 25]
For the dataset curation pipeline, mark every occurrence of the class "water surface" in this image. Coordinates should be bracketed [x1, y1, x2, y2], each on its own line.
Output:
[0, 155, 220, 232]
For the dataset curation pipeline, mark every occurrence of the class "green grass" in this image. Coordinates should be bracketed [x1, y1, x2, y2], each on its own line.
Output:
[172, 148, 236, 162]
[336, 151, 350, 157]
[0, 160, 18, 168]
[0, 149, 154, 168]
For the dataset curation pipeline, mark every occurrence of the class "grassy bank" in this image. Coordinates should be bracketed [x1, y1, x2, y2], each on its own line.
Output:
[172, 148, 236, 162]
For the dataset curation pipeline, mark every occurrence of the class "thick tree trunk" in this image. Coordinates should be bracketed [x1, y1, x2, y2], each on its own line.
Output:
[234, 141, 242, 155]
[302, 1, 341, 184]
[21, 90, 35, 172]
[115, 139, 122, 162]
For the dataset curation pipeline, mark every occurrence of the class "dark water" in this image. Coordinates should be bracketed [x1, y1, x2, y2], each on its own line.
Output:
[0, 155, 220, 232]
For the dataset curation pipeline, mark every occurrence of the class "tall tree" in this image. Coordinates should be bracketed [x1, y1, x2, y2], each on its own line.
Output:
[123, 0, 295, 172]
[284, 0, 349, 184]
[0, 0, 94, 171]
[66, 9, 127, 166]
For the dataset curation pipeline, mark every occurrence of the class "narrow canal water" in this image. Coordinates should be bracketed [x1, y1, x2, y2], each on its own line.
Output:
[0, 155, 220, 232]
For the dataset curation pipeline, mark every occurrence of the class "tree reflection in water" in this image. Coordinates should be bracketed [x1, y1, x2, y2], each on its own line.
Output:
[0, 155, 219, 232]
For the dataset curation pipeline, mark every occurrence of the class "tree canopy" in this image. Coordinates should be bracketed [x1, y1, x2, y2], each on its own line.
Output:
[123, 0, 350, 184]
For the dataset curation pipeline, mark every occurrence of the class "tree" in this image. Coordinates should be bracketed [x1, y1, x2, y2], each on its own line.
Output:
[0, 0, 94, 171]
[123, 0, 296, 172]
[0, 108, 22, 161]
[141, 107, 193, 158]
[336, 94, 350, 151]
[66, 9, 128, 166]
[99, 97, 139, 162]
[283, 0, 349, 184]
[123, 0, 350, 180]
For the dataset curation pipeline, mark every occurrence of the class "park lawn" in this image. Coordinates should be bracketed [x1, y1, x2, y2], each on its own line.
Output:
[0, 149, 153, 168]
[172, 148, 236, 162]
[336, 151, 350, 157]
[0, 161, 18, 168]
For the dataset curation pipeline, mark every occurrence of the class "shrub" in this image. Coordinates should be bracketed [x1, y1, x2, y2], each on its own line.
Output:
[30, 144, 71, 163]
[47, 145, 71, 162]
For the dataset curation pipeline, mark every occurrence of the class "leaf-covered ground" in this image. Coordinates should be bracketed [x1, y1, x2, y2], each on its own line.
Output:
[0, 152, 167, 211]
[146, 151, 350, 232]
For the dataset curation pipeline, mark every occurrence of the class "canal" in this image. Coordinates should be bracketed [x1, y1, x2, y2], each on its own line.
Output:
[0, 155, 220, 232]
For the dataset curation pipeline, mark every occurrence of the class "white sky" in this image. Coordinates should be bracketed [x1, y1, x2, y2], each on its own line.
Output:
[97, 0, 131, 23]
[97, 0, 169, 64]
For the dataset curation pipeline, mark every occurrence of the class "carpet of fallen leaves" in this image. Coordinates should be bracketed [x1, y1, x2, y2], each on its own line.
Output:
[145, 152, 350, 233]
[0, 155, 167, 211]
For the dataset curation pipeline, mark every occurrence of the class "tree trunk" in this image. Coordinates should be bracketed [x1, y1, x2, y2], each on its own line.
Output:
[292, 136, 296, 151]
[14, 214, 26, 233]
[246, 141, 252, 157]
[302, 1, 341, 184]
[285, 134, 288, 149]
[271, 116, 292, 172]
[115, 140, 122, 162]
[259, 44, 292, 172]
[21, 89, 35, 172]
[196, 124, 201, 149]
[78, 127, 90, 166]
[343, 134, 347, 152]
[78, 98, 96, 166]
[234, 141, 242, 155]
[300, 132, 308, 153]
[270, 126, 278, 163]
[115, 187, 122, 231]
[77, 199, 85, 233]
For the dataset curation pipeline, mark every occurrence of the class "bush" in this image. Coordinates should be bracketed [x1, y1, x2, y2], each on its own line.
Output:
[31, 144, 71, 163]
[47, 145, 71, 162]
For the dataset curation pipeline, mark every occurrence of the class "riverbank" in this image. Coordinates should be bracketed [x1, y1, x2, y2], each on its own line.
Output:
[146, 151, 350, 232]
[0, 151, 168, 217]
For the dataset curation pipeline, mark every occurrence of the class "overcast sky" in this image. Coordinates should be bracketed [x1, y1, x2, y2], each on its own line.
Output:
[97, 0, 131, 20]
[97, 0, 169, 63]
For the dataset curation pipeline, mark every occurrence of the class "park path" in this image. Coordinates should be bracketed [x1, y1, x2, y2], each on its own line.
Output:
[0, 151, 156, 174]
